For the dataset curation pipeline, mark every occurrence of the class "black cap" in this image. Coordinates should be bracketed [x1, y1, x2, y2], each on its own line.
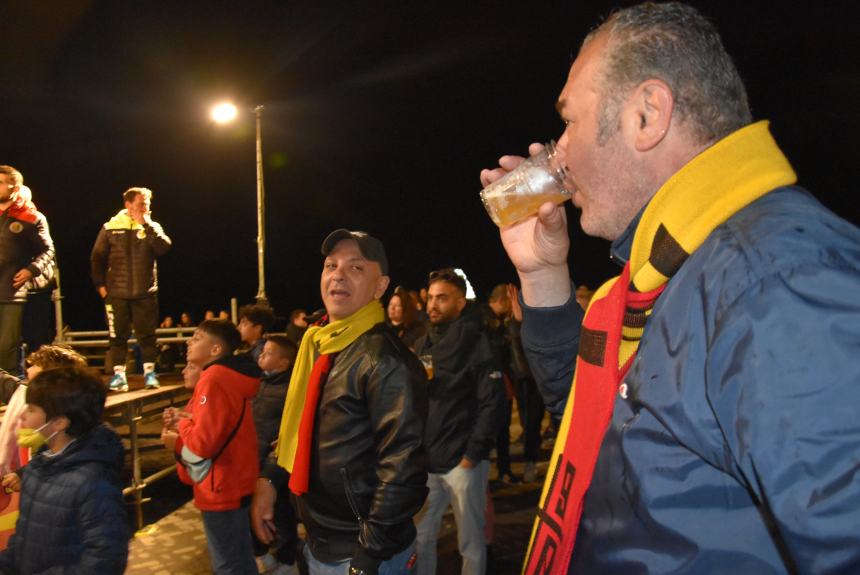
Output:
[321, 229, 389, 275]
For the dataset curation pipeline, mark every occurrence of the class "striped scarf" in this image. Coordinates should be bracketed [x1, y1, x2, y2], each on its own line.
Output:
[523, 121, 797, 574]
[275, 300, 385, 494]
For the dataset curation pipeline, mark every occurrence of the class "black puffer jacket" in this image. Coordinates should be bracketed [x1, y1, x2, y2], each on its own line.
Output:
[414, 303, 506, 473]
[90, 209, 171, 299]
[252, 368, 291, 464]
[0, 424, 129, 574]
[0, 199, 54, 303]
[266, 322, 428, 572]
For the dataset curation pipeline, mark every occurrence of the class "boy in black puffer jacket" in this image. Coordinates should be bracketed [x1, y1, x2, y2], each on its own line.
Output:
[253, 335, 297, 464]
[251, 334, 299, 574]
[0, 366, 128, 574]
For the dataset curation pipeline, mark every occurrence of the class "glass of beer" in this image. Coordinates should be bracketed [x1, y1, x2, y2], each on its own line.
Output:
[480, 141, 570, 227]
[419, 355, 433, 380]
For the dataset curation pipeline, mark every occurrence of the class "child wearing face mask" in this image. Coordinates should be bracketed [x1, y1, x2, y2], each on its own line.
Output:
[0, 345, 88, 487]
[0, 366, 129, 573]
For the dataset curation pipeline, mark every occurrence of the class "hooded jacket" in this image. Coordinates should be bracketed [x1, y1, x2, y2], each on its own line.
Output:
[0, 196, 55, 303]
[0, 424, 129, 574]
[177, 354, 261, 511]
[414, 303, 506, 473]
[90, 209, 171, 299]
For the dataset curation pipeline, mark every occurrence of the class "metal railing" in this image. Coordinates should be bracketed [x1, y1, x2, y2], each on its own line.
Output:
[53, 295, 239, 365]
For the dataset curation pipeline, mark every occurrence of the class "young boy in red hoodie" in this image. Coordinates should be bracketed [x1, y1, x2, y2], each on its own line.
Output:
[162, 319, 261, 574]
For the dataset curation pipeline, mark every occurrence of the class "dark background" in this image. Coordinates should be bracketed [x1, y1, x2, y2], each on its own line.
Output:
[3, 0, 857, 330]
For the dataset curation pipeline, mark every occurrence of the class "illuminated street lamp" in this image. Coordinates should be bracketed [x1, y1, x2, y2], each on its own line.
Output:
[210, 102, 268, 306]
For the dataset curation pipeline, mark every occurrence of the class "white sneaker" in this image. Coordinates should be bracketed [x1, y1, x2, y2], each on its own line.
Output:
[108, 371, 128, 392]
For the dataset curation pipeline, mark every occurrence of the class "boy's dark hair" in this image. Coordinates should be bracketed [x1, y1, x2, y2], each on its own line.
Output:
[197, 319, 242, 356]
[26, 345, 87, 371]
[264, 334, 299, 364]
[239, 304, 275, 333]
[26, 367, 107, 437]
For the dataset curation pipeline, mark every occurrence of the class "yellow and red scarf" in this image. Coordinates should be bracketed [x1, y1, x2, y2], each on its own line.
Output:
[523, 121, 796, 574]
[275, 300, 385, 495]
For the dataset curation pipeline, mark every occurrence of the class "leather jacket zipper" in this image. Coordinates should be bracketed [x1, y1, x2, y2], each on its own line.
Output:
[339, 467, 364, 522]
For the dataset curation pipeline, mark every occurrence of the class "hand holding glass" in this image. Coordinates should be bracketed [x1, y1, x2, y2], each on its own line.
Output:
[480, 141, 570, 227]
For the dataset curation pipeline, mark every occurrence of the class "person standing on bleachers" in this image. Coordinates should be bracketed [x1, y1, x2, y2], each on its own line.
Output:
[90, 186, 171, 391]
[0, 166, 55, 376]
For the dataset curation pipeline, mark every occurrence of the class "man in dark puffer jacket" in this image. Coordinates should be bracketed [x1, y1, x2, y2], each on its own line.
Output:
[91, 186, 171, 391]
[0, 367, 129, 574]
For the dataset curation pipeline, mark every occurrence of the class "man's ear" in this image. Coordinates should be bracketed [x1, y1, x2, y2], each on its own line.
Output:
[374, 275, 391, 300]
[629, 79, 674, 152]
[455, 295, 467, 313]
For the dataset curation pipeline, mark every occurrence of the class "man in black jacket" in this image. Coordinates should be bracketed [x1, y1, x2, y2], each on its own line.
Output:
[252, 229, 428, 575]
[413, 269, 505, 575]
[90, 187, 171, 391]
[0, 166, 55, 375]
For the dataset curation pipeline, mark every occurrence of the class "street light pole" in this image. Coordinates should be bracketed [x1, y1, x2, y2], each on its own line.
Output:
[211, 101, 269, 306]
[254, 105, 268, 306]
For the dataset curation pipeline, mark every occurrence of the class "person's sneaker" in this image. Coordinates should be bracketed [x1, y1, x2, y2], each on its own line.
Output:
[255, 553, 277, 573]
[144, 372, 161, 389]
[268, 563, 298, 575]
[108, 371, 128, 392]
[523, 461, 538, 483]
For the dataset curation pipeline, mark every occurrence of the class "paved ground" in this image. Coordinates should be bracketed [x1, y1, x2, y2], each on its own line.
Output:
[124, 400, 551, 574]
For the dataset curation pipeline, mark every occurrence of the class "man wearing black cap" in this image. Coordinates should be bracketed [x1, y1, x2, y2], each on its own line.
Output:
[252, 229, 429, 575]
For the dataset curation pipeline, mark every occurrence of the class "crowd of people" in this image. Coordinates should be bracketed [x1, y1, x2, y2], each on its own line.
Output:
[1, 2, 859, 575]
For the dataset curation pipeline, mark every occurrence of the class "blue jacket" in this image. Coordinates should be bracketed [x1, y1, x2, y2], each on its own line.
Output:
[521, 187, 860, 574]
[0, 424, 129, 574]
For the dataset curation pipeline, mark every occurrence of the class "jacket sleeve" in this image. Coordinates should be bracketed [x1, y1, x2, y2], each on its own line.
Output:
[24, 213, 55, 279]
[177, 370, 243, 459]
[463, 334, 506, 464]
[144, 221, 171, 256]
[0, 543, 15, 574]
[519, 283, 584, 417]
[63, 475, 130, 574]
[351, 353, 429, 572]
[707, 262, 860, 573]
[90, 226, 109, 289]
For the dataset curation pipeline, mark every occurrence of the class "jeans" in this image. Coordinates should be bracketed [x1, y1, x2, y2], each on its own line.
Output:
[201, 505, 257, 575]
[415, 460, 490, 575]
[516, 377, 545, 462]
[302, 540, 417, 575]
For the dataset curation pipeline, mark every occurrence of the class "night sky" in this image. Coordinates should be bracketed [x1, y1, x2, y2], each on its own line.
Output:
[3, 0, 858, 330]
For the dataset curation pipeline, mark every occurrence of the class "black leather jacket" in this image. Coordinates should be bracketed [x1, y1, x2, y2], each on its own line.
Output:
[265, 322, 428, 571]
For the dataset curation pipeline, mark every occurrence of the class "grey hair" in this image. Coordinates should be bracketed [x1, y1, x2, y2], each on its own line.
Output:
[585, 2, 752, 145]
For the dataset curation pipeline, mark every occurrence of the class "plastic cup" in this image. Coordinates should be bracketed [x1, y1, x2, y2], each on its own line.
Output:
[480, 141, 570, 227]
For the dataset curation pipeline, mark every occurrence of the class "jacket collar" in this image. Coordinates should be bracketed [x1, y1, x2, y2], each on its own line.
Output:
[609, 204, 647, 269]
